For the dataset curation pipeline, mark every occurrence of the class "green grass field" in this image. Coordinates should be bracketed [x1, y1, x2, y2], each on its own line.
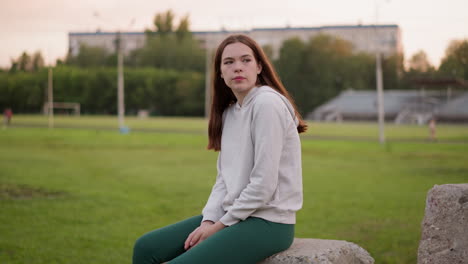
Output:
[1, 116, 467, 264]
[10, 114, 468, 142]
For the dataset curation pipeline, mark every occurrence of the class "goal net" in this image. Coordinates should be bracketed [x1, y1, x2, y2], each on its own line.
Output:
[43, 102, 80, 116]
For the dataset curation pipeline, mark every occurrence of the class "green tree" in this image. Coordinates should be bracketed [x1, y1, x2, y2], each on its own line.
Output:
[66, 44, 114, 68]
[129, 10, 205, 72]
[399, 51, 435, 90]
[9, 61, 19, 73]
[0, 66, 205, 115]
[262, 44, 274, 59]
[305, 34, 355, 109]
[18, 52, 32, 71]
[408, 50, 434, 72]
[176, 14, 191, 40]
[275, 34, 371, 115]
[438, 39, 468, 79]
[9, 51, 45, 73]
[153, 10, 175, 35]
[382, 53, 405, 90]
[31, 51, 45, 72]
[0, 69, 47, 112]
[275, 37, 307, 111]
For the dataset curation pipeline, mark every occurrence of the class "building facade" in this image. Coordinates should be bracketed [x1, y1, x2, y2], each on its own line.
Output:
[69, 24, 402, 58]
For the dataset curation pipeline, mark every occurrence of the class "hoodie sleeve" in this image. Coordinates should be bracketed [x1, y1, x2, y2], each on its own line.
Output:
[219, 93, 287, 226]
[201, 154, 227, 223]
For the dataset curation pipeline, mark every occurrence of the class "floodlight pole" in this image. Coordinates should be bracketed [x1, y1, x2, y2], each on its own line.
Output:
[117, 31, 125, 130]
[376, 53, 385, 144]
[48, 67, 54, 129]
[93, 12, 126, 130]
[93, 13, 133, 132]
[375, 0, 386, 144]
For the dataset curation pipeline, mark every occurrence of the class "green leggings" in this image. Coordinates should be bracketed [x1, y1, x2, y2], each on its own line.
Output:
[133, 215, 294, 264]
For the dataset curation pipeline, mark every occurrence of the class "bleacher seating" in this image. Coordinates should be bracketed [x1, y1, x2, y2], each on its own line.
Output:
[309, 90, 468, 123]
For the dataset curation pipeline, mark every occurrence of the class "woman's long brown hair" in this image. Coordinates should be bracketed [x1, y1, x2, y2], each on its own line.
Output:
[207, 34, 307, 151]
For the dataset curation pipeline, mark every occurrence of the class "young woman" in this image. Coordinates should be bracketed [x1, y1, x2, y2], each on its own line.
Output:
[133, 34, 307, 264]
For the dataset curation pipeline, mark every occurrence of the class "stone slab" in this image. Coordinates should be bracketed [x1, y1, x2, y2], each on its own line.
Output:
[418, 184, 468, 264]
[259, 238, 374, 264]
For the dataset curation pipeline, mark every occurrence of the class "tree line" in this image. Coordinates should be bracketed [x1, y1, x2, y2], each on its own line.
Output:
[0, 66, 204, 116]
[1, 10, 467, 116]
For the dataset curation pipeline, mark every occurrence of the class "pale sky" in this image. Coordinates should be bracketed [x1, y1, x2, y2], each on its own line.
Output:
[1, 0, 467, 68]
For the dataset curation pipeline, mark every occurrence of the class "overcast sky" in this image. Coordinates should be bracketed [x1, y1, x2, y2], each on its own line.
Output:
[1, 0, 467, 68]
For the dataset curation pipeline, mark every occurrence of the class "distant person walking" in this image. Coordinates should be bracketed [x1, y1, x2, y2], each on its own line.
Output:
[429, 117, 437, 141]
[3, 108, 12, 127]
[132, 34, 307, 264]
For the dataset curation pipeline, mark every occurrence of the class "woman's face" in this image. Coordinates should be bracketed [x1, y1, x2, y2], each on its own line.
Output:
[220, 42, 262, 102]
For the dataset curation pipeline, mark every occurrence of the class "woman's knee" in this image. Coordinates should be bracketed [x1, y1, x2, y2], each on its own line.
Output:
[133, 234, 161, 264]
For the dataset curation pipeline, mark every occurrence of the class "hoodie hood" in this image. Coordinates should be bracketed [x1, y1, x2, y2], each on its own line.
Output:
[241, 85, 299, 126]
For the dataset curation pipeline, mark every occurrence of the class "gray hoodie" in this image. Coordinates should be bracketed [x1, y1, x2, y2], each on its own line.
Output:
[202, 85, 303, 226]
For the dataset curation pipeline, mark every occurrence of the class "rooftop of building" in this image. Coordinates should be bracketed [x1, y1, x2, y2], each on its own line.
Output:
[69, 24, 399, 36]
[310, 89, 468, 118]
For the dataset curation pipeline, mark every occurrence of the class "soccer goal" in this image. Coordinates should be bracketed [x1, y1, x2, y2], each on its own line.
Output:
[43, 102, 80, 116]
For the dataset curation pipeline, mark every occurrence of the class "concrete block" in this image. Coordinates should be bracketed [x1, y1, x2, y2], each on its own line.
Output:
[418, 184, 468, 264]
[259, 238, 374, 264]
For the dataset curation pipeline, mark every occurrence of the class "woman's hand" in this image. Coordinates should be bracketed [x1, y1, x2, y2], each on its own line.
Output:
[184, 220, 226, 250]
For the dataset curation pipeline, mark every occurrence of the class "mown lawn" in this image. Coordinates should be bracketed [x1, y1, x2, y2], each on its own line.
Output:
[1, 118, 467, 264]
[10, 114, 468, 141]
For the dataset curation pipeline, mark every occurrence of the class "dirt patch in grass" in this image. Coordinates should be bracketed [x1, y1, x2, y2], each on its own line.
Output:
[0, 183, 66, 200]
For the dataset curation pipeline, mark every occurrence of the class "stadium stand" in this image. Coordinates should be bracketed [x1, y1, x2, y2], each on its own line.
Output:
[309, 90, 468, 124]
[437, 92, 468, 122]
